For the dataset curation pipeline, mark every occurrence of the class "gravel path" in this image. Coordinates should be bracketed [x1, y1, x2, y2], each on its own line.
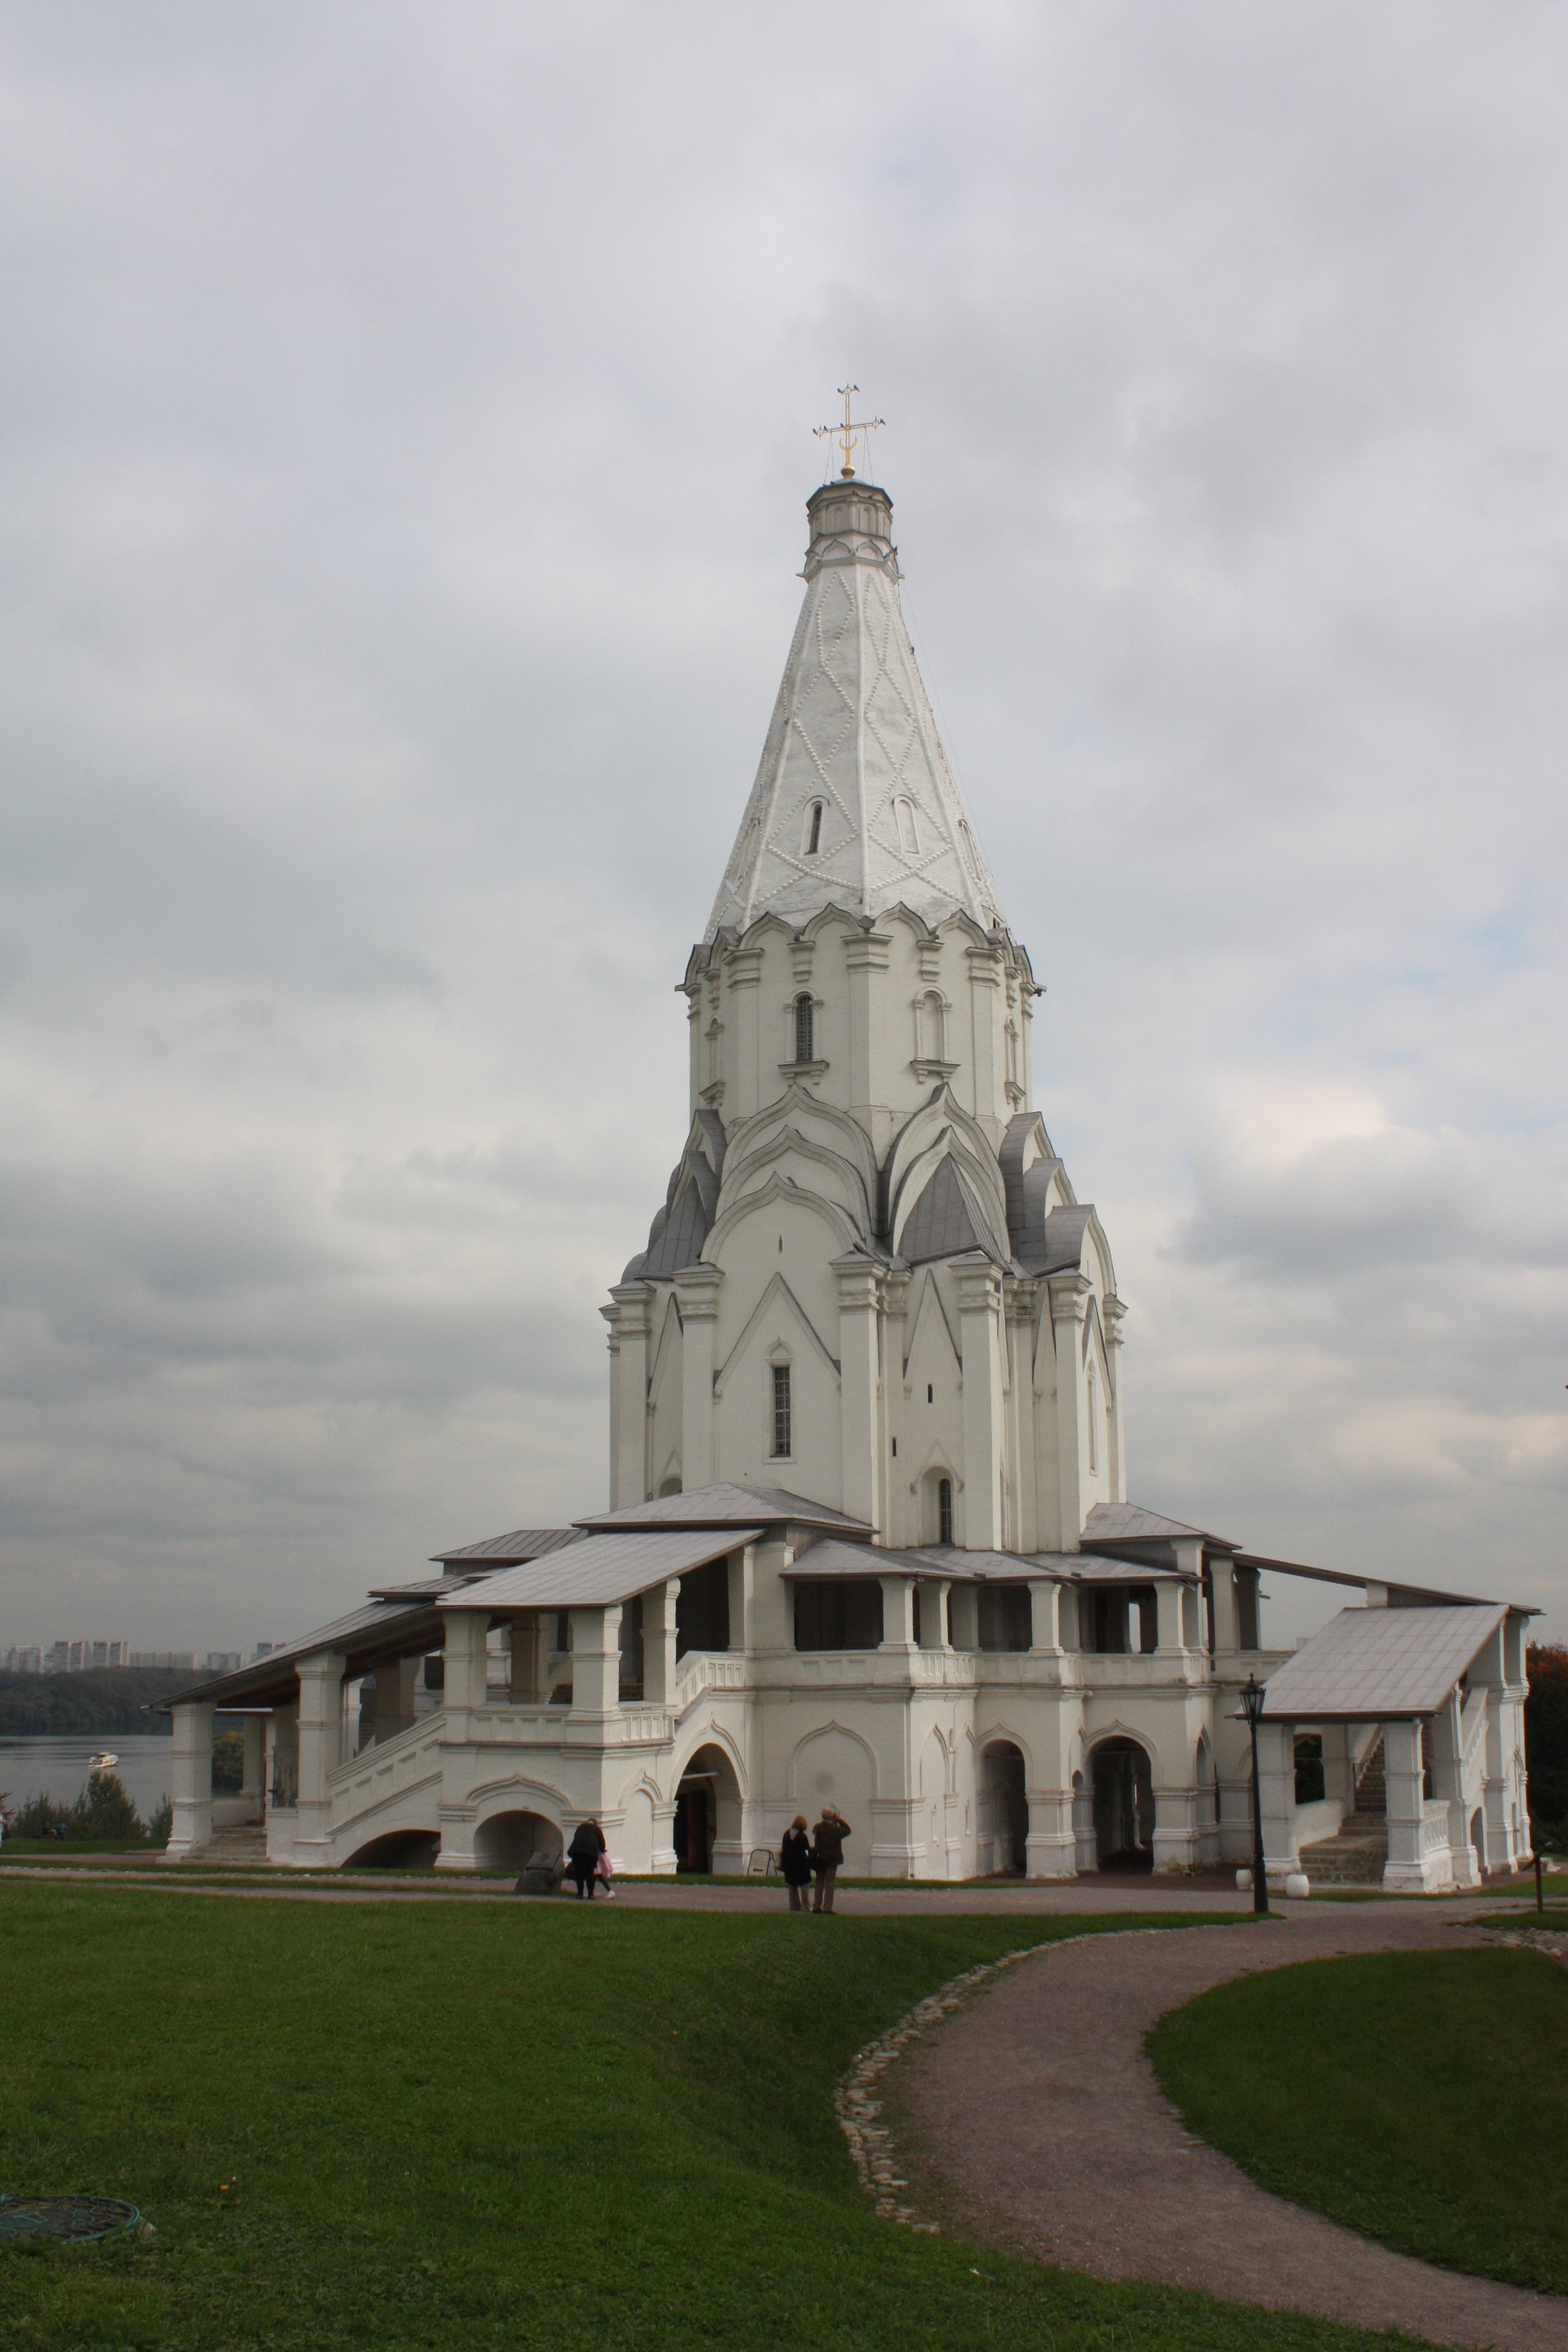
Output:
[899, 1905, 1568, 2351]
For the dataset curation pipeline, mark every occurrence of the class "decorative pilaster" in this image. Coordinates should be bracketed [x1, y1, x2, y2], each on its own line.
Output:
[673, 1262, 722, 1488]
[1101, 1294, 1127, 1501]
[606, 1281, 653, 1508]
[843, 929, 892, 1156]
[1006, 1281, 1038, 1551]
[965, 943, 1003, 1137]
[1046, 1271, 1092, 1548]
[879, 1573, 917, 1650]
[957, 1257, 1005, 1549]
[724, 946, 764, 1120]
[835, 1254, 883, 1533]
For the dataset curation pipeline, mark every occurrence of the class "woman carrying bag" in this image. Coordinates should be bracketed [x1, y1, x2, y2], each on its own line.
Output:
[779, 1815, 813, 1911]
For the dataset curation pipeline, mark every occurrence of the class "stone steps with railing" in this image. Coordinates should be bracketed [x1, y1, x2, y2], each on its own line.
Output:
[1300, 1736, 1387, 1886]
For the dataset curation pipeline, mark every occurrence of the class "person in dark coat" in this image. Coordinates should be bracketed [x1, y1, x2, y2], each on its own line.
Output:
[810, 1805, 850, 1912]
[779, 1815, 814, 1911]
[567, 1817, 607, 1898]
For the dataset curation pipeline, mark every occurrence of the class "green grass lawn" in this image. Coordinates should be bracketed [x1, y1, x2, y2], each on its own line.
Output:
[0, 1887, 1445, 2352]
[1150, 1947, 1568, 2296]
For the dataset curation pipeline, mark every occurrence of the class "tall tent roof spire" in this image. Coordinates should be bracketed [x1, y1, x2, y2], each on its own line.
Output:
[705, 478, 1009, 941]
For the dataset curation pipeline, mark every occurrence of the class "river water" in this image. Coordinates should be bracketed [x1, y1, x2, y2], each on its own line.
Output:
[0, 1731, 175, 1823]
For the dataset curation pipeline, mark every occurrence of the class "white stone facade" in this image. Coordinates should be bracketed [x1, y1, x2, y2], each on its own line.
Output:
[164, 471, 1534, 1892]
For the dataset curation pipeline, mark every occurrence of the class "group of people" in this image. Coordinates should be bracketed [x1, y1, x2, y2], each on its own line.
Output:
[559, 1803, 852, 1907]
[778, 1805, 850, 1912]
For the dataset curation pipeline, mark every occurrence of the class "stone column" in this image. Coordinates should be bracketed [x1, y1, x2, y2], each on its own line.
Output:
[916, 1577, 951, 1650]
[1027, 1577, 1061, 1653]
[1382, 1718, 1431, 1891]
[293, 1651, 346, 1864]
[1431, 1689, 1475, 1887]
[1256, 1718, 1299, 1879]
[241, 1715, 266, 1821]
[948, 1582, 979, 1651]
[835, 1255, 883, 1533]
[369, 1656, 420, 1741]
[569, 1604, 622, 1718]
[1046, 1271, 1091, 1548]
[879, 1574, 918, 1651]
[1207, 1556, 1240, 1654]
[165, 1701, 215, 1860]
[439, 1610, 489, 1718]
[673, 1263, 722, 1490]
[726, 1544, 754, 1656]
[958, 1259, 1006, 1549]
[606, 1281, 653, 1509]
[1154, 1580, 1185, 1656]
[643, 1578, 680, 1710]
[507, 1618, 542, 1705]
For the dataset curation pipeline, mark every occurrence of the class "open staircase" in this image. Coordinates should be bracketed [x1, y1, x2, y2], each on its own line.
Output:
[1299, 1740, 1388, 1887]
[195, 1822, 269, 1865]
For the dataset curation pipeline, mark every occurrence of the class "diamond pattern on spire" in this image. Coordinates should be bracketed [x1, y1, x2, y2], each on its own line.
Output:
[706, 495, 1006, 939]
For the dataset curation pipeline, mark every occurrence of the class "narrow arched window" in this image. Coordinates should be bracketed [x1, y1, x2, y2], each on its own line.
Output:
[771, 1363, 792, 1458]
[895, 796, 920, 855]
[938, 1477, 953, 1545]
[804, 802, 824, 855]
[1087, 1365, 1099, 1472]
[793, 993, 814, 1064]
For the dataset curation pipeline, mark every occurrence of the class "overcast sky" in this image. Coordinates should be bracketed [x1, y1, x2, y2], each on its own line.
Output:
[1, 2, 1562, 1654]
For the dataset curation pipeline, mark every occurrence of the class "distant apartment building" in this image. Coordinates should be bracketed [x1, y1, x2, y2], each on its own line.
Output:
[3, 1645, 44, 1675]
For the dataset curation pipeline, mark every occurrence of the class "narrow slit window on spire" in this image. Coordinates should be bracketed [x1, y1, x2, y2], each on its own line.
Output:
[771, 1363, 792, 1459]
[793, 993, 814, 1065]
[804, 801, 824, 856]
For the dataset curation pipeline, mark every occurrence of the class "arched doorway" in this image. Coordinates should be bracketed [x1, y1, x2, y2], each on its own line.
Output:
[981, 1740, 1028, 1875]
[1090, 1737, 1154, 1872]
[473, 1809, 562, 1873]
[674, 1743, 742, 1875]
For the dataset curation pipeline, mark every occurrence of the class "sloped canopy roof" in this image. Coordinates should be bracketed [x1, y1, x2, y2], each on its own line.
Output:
[1081, 1502, 1237, 1549]
[436, 1528, 763, 1612]
[576, 1483, 872, 1536]
[1259, 1604, 1507, 1721]
[158, 1598, 445, 1713]
[705, 480, 1008, 938]
[429, 1527, 585, 1568]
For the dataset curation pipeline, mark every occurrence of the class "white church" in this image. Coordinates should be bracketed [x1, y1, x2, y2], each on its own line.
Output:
[165, 457, 1534, 1894]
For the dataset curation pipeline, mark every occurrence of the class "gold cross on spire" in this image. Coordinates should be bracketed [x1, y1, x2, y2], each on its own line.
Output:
[814, 384, 885, 480]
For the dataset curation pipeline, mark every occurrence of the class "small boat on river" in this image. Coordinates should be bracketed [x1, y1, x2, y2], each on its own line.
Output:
[86, 1752, 118, 1772]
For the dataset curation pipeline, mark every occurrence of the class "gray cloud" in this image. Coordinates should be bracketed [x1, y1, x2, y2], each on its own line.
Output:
[1, 1, 1562, 1647]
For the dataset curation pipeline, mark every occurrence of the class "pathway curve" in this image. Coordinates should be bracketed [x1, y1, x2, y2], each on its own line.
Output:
[897, 1905, 1568, 2352]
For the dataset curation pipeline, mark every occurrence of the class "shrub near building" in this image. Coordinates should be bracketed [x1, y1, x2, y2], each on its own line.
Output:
[1526, 1643, 1568, 1843]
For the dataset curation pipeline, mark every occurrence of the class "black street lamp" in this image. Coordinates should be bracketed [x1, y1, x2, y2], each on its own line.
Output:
[1238, 1673, 1270, 1917]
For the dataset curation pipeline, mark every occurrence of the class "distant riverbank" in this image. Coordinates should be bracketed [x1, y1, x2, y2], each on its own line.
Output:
[0, 1667, 193, 1738]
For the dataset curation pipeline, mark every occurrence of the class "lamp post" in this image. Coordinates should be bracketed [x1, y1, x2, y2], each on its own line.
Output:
[1239, 1673, 1270, 1917]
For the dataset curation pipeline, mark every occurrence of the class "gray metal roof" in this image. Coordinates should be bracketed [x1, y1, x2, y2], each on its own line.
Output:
[435, 1527, 765, 1611]
[1231, 1551, 1513, 1609]
[900, 1158, 1004, 1266]
[576, 1483, 873, 1535]
[1081, 1501, 1237, 1548]
[158, 1598, 444, 1712]
[429, 1527, 585, 1567]
[906, 1544, 1072, 1582]
[1259, 1604, 1508, 1721]
[781, 1538, 931, 1579]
